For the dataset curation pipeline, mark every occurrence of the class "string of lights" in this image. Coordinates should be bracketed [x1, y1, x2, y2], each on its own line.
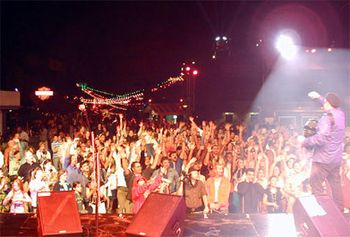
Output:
[78, 75, 186, 108]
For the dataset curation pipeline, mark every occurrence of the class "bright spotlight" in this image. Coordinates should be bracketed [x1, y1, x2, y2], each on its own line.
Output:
[215, 36, 221, 41]
[193, 70, 198, 76]
[185, 66, 191, 71]
[311, 48, 316, 53]
[275, 34, 298, 60]
[222, 36, 227, 41]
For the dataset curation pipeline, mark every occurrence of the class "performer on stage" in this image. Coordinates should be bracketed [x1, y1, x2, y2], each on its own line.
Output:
[302, 91, 345, 212]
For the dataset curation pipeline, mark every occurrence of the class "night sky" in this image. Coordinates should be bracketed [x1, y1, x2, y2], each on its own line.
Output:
[1, 1, 349, 117]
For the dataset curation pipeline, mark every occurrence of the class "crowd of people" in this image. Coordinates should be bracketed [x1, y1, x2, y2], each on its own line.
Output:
[0, 105, 349, 216]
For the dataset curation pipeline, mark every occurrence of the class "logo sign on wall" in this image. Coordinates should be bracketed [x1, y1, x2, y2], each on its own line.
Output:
[35, 87, 54, 101]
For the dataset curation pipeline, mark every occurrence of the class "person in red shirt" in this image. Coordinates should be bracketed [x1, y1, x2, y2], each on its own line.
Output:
[131, 174, 162, 214]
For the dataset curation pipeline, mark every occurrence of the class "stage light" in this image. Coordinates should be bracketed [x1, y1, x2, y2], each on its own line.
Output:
[275, 34, 298, 60]
[185, 66, 191, 71]
[222, 36, 227, 41]
[327, 48, 332, 52]
[14, 88, 19, 92]
[215, 36, 221, 41]
[212, 55, 216, 59]
[311, 48, 316, 53]
[193, 70, 198, 76]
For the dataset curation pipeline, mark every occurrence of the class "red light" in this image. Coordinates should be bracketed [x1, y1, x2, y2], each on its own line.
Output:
[185, 66, 191, 71]
[193, 70, 198, 76]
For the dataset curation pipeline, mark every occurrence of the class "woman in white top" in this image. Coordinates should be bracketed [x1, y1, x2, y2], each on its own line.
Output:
[3, 178, 31, 213]
[29, 168, 49, 211]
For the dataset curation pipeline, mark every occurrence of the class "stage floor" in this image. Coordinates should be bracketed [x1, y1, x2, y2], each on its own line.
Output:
[1, 212, 349, 237]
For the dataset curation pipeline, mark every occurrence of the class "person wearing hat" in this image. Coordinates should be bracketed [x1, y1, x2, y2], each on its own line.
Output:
[302, 91, 345, 212]
[177, 166, 209, 215]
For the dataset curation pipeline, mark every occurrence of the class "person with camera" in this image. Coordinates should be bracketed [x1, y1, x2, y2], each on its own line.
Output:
[177, 166, 209, 216]
[301, 91, 345, 212]
[151, 156, 180, 194]
[36, 141, 51, 163]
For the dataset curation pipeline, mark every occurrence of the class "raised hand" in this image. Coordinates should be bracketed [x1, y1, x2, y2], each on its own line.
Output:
[237, 124, 245, 132]
[154, 146, 162, 155]
[189, 143, 196, 150]
[207, 146, 212, 153]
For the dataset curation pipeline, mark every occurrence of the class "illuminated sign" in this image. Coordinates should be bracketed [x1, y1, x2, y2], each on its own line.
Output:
[35, 87, 54, 100]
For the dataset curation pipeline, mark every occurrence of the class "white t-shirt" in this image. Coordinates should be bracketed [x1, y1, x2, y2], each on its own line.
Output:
[0, 151, 4, 169]
[29, 180, 49, 207]
[113, 151, 127, 187]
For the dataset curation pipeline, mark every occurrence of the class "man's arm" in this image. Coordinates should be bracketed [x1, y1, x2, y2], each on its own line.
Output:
[121, 156, 131, 176]
[176, 176, 184, 195]
[303, 132, 329, 147]
[63, 142, 74, 170]
[63, 156, 71, 170]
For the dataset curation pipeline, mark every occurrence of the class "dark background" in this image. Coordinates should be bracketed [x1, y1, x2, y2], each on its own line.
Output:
[1, 1, 349, 118]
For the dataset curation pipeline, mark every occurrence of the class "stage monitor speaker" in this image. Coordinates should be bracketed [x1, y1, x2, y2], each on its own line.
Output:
[293, 195, 350, 237]
[37, 191, 83, 236]
[126, 193, 186, 237]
